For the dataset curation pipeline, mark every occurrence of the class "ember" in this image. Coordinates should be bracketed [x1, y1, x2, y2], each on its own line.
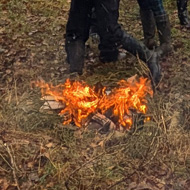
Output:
[36, 76, 153, 129]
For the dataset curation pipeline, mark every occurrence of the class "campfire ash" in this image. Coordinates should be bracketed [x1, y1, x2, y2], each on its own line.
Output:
[35, 75, 153, 131]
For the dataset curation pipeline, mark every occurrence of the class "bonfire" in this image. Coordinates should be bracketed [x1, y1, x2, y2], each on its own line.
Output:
[36, 75, 153, 130]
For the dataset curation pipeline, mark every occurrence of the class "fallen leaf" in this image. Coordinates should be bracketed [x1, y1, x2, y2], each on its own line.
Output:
[45, 142, 55, 148]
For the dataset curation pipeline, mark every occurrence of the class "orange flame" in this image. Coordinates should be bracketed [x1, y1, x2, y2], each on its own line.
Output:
[36, 77, 153, 129]
[98, 77, 153, 129]
[36, 79, 99, 127]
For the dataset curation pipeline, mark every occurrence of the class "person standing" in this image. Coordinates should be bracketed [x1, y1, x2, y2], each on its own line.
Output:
[65, 0, 161, 86]
[177, 0, 190, 28]
[137, 0, 172, 57]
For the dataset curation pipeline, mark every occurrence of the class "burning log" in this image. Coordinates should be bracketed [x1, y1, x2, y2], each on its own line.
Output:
[88, 112, 117, 133]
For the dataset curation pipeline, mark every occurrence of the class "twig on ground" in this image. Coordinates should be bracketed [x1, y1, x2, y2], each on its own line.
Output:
[65, 152, 105, 190]
[4, 143, 21, 190]
[0, 152, 12, 169]
[161, 114, 167, 134]
[106, 172, 136, 190]
[14, 76, 19, 105]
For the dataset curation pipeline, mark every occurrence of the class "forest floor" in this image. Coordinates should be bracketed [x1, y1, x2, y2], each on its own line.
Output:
[0, 0, 190, 189]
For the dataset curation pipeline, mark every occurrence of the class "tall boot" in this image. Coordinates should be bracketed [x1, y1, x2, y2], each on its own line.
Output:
[155, 14, 172, 57]
[65, 39, 85, 75]
[140, 9, 157, 49]
[177, 0, 190, 28]
[121, 32, 161, 86]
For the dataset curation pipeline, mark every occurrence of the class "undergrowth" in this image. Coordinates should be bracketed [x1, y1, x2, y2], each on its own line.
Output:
[0, 0, 190, 189]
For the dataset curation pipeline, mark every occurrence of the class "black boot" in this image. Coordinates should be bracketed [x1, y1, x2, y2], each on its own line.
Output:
[140, 9, 157, 49]
[177, 0, 190, 28]
[121, 32, 161, 86]
[65, 40, 85, 75]
[99, 49, 119, 63]
[155, 14, 172, 57]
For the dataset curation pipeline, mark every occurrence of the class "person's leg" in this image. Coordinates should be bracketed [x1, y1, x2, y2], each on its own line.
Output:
[137, 0, 157, 49]
[65, 0, 92, 74]
[94, 0, 120, 63]
[150, 0, 172, 57]
[89, 8, 99, 36]
[95, 0, 161, 86]
[120, 32, 161, 86]
[177, 0, 190, 28]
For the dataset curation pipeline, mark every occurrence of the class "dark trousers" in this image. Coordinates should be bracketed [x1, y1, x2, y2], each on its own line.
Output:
[65, 0, 122, 62]
[137, 0, 166, 16]
[177, 0, 188, 12]
[177, 0, 189, 25]
[177, 0, 188, 14]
